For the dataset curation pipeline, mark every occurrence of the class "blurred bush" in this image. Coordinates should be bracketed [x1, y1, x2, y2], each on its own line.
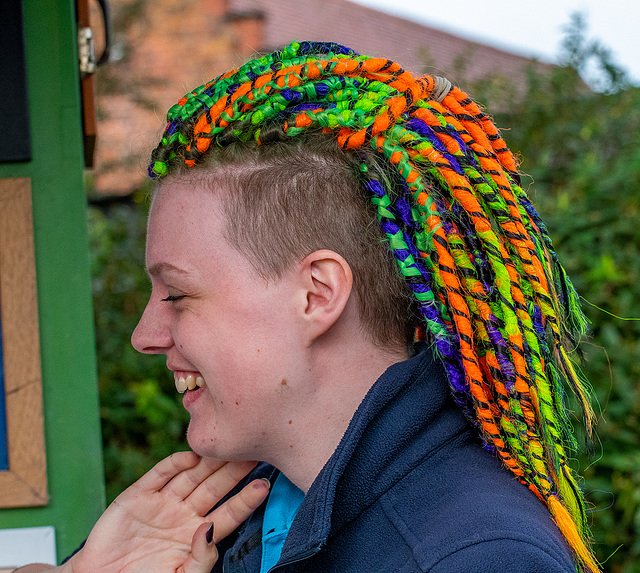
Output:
[88, 15, 639, 571]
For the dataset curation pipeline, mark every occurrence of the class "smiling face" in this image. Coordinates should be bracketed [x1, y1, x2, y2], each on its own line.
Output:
[131, 179, 315, 462]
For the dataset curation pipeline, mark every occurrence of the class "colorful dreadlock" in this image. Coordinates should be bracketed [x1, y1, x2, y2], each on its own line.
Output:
[149, 41, 598, 572]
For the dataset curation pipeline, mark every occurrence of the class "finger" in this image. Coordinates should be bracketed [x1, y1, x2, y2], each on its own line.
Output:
[209, 478, 270, 540]
[180, 522, 218, 573]
[162, 455, 228, 500]
[134, 451, 202, 492]
[185, 460, 259, 516]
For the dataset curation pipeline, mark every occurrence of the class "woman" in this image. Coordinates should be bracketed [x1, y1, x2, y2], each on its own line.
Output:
[20, 40, 599, 572]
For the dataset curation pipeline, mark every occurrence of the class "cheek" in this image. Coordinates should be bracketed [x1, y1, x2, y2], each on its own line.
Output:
[171, 309, 221, 353]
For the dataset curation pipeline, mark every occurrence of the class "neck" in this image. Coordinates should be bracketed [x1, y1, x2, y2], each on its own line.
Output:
[267, 336, 408, 492]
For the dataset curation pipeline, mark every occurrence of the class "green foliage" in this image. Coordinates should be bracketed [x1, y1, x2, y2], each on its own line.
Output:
[88, 15, 639, 570]
[88, 197, 189, 503]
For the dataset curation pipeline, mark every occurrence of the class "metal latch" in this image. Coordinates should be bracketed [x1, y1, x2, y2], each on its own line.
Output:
[78, 26, 96, 76]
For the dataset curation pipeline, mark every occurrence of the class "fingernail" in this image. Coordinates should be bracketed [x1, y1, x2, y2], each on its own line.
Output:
[258, 477, 271, 489]
[206, 523, 214, 544]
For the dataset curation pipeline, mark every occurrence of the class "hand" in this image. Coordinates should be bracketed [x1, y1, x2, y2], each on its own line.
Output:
[66, 452, 269, 573]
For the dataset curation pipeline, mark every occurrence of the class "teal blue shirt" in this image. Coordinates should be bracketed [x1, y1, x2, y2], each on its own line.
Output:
[260, 472, 305, 573]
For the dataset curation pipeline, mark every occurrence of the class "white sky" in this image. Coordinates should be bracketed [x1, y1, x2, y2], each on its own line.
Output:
[352, 0, 640, 85]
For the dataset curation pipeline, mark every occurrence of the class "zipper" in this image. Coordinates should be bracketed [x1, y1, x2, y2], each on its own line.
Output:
[267, 543, 324, 572]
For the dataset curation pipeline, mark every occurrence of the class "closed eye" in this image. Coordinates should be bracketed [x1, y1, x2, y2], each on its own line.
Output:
[161, 295, 186, 302]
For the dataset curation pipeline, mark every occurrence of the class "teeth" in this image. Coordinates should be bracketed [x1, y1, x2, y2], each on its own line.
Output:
[175, 376, 188, 394]
[174, 374, 206, 394]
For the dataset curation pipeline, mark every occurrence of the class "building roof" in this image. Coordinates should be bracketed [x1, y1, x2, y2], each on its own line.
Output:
[228, 0, 551, 84]
[91, 0, 553, 196]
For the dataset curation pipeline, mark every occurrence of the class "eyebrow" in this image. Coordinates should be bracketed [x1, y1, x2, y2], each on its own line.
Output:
[146, 262, 191, 278]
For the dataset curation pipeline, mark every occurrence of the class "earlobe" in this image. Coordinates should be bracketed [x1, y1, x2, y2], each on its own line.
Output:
[301, 250, 353, 340]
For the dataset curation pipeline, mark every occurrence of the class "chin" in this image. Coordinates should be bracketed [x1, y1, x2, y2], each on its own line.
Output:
[186, 425, 233, 460]
[186, 422, 218, 457]
[186, 418, 264, 463]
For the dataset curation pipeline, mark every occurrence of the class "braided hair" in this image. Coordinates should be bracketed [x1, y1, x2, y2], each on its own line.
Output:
[149, 41, 598, 572]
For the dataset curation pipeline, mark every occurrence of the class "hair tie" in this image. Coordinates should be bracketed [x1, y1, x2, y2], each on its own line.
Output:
[431, 76, 453, 102]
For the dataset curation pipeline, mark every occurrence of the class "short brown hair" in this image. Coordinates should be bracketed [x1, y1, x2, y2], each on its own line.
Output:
[161, 133, 418, 350]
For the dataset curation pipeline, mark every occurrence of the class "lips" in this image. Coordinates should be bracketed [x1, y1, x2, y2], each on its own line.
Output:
[182, 385, 206, 409]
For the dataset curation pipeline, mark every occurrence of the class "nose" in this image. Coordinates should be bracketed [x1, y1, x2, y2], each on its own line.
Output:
[131, 295, 173, 354]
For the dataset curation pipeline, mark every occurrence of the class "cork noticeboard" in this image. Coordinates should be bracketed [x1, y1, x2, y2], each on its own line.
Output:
[0, 178, 48, 507]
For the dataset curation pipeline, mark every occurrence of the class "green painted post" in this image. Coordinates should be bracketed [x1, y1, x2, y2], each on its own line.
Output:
[0, 0, 105, 563]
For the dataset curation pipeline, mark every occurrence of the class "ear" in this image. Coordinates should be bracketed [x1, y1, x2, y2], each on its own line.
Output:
[299, 249, 353, 342]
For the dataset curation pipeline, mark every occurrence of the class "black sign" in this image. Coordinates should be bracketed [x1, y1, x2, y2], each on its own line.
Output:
[0, 0, 32, 163]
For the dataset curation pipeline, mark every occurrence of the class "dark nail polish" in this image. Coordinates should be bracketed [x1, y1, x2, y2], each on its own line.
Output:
[206, 523, 214, 544]
[259, 477, 271, 489]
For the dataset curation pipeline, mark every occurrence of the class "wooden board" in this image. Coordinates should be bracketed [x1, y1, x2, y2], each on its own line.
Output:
[0, 178, 48, 507]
